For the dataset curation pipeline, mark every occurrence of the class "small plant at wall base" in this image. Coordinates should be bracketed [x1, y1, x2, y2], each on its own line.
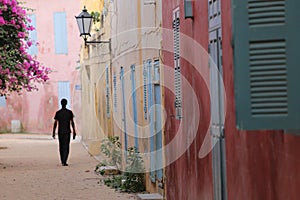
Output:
[99, 136, 122, 169]
[0, 0, 50, 96]
[121, 147, 146, 193]
[97, 144, 146, 193]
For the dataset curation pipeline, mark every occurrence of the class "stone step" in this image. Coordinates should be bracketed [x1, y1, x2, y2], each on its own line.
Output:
[99, 166, 120, 175]
[137, 193, 164, 200]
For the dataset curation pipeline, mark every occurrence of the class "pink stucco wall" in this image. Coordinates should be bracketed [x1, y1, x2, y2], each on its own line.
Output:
[0, 0, 81, 134]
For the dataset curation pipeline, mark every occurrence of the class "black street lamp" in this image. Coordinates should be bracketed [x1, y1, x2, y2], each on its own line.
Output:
[75, 6, 110, 46]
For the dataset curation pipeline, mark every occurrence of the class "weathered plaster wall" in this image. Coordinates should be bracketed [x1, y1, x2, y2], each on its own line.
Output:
[0, 0, 81, 133]
[163, 0, 300, 200]
[110, 0, 163, 194]
[79, 0, 109, 156]
[163, 0, 214, 199]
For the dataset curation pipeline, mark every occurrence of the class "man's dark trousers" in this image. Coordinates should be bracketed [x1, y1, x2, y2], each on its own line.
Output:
[58, 133, 70, 164]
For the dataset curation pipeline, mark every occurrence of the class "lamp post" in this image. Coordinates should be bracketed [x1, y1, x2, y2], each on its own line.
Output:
[75, 6, 110, 46]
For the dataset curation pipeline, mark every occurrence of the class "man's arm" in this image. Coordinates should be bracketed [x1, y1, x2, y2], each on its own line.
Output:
[52, 120, 58, 139]
[71, 118, 76, 140]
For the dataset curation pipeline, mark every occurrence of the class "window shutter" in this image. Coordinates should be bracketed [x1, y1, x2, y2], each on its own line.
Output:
[28, 14, 38, 55]
[184, 0, 193, 19]
[232, 0, 300, 130]
[209, 0, 221, 30]
[173, 9, 182, 119]
[143, 61, 148, 120]
[0, 96, 6, 107]
[113, 72, 117, 112]
[54, 12, 68, 54]
[58, 81, 71, 109]
[106, 65, 110, 118]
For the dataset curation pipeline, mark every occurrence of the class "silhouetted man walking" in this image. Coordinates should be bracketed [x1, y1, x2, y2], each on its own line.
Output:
[52, 98, 76, 166]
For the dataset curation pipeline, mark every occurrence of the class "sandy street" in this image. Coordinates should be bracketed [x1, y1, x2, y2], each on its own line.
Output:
[0, 134, 137, 200]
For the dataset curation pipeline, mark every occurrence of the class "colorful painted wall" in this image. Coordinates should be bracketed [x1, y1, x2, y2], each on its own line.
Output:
[79, 0, 165, 195]
[110, 0, 164, 194]
[222, 0, 300, 199]
[162, 0, 213, 199]
[162, 0, 300, 200]
[0, 0, 81, 134]
[78, 0, 110, 156]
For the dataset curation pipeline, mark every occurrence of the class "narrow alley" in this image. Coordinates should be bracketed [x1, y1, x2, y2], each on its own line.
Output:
[0, 134, 137, 200]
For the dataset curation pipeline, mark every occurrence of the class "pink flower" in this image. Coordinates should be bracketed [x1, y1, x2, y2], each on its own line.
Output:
[0, 16, 6, 25]
[11, 0, 17, 6]
[17, 32, 25, 38]
[27, 41, 32, 47]
[0, 0, 50, 94]
[19, 46, 25, 53]
[28, 26, 35, 31]
[12, 6, 17, 13]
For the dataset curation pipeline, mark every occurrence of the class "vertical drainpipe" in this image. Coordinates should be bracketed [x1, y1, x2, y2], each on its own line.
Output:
[109, 37, 113, 137]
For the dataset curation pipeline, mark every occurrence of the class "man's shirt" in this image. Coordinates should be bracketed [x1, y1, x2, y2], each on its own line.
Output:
[54, 108, 74, 134]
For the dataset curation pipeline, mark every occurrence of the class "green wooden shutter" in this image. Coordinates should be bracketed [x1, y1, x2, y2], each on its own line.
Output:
[232, 0, 300, 130]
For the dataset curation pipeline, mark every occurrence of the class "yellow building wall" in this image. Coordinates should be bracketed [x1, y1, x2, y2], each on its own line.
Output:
[79, 0, 165, 196]
[110, 0, 164, 195]
[79, 0, 112, 157]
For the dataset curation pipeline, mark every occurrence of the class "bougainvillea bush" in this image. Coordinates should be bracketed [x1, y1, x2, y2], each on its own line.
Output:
[0, 0, 49, 96]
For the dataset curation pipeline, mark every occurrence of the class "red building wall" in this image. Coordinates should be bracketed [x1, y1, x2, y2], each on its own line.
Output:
[162, 0, 213, 199]
[163, 0, 300, 200]
[222, 0, 300, 199]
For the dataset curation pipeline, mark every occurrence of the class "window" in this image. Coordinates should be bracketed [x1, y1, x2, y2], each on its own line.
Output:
[184, 0, 193, 19]
[28, 14, 38, 55]
[143, 61, 148, 119]
[106, 65, 110, 118]
[232, 0, 300, 130]
[0, 96, 6, 107]
[54, 12, 68, 54]
[173, 9, 182, 119]
[58, 81, 71, 109]
[113, 72, 117, 112]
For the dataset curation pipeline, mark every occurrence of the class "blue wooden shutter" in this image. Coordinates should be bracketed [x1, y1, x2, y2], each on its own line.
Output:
[232, 0, 300, 130]
[106, 65, 110, 118]
[130, 64, 139, 149]
[0, 96, 6, 107]
[54, 12, 68, 54]
[113, 72, 117, 112]
[58, 81, 71, 109]
[143, 61, 148, 120]
[147, 60, 155, 182]
[153, 59, 163, 181]
[28, 14, 38, 55]
[120, 67, 128, 154]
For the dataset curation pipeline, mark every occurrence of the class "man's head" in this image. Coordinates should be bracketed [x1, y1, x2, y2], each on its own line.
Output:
[61, 98, 68, 108]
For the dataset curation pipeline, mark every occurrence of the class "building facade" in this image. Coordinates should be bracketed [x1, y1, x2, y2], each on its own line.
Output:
[79, 0, 300, 199]
[0, 0, 81, 134]
[162, 0, 300, 200]
[79, 0, 164, 195]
